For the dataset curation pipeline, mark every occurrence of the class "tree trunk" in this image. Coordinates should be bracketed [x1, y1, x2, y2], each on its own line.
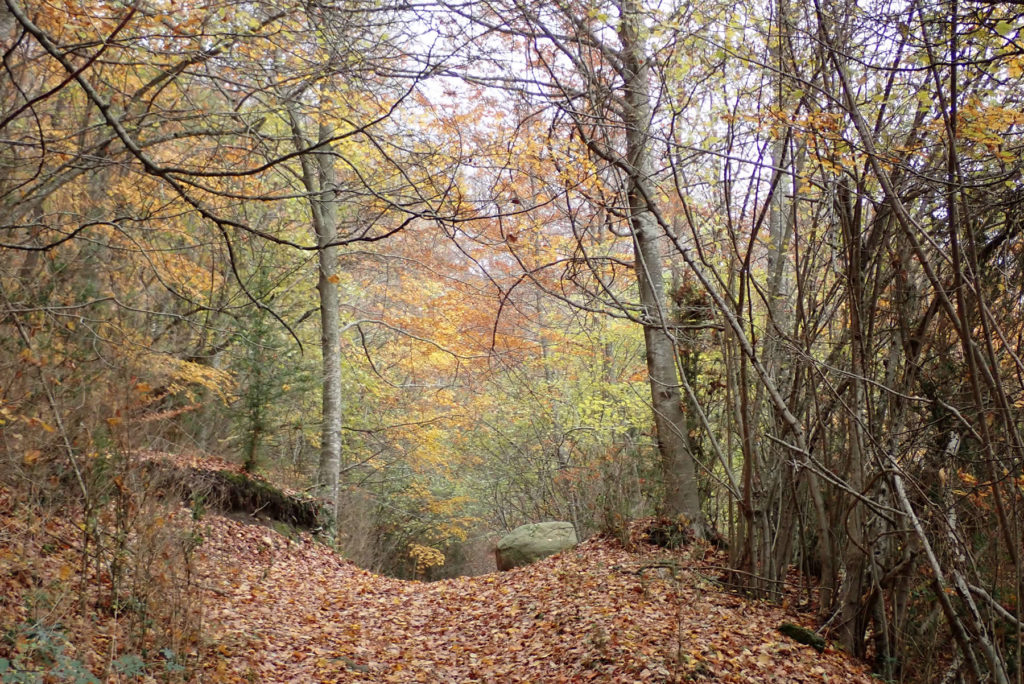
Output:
[291, 115, 343, 508]
[314, 127, 343, 509]
[618, 0, 705, 537]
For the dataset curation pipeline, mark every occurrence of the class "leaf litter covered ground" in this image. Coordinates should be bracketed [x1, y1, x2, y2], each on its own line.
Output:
[1, 455, 875, 683]
[197, 516, 874, 683]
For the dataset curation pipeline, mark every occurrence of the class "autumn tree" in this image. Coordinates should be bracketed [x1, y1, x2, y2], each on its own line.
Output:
[653, 0, 1024, 676]
[2, 0, 462, 479]
[434, 0, 711, 537]
[432, 0, 1024, 676]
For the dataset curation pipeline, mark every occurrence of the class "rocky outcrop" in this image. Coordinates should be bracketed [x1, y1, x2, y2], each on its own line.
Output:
[495, 522, 577, 571]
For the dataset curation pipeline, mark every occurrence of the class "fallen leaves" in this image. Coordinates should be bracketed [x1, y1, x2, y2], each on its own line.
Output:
[0, 460, 876, 683]
[193, 516, 876, 683]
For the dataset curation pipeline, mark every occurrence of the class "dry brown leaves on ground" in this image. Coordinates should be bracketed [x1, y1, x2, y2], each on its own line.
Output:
[1, 464, 875, 683]
[195, 516, 875, 683]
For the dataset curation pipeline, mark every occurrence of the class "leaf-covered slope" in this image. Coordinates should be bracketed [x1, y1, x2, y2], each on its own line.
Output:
[197, 517, 875, 683]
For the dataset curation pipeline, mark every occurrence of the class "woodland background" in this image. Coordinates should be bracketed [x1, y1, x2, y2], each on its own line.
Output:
[2, 0, 1024, 681]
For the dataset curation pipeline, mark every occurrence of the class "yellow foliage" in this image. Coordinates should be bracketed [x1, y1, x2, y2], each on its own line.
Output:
[958, 470, 978, 487]
[408, 543, 445, 575]
[145, 353, 237, 404]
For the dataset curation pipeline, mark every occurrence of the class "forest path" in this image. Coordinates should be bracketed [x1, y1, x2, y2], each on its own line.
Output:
[196, 513, 874, 683]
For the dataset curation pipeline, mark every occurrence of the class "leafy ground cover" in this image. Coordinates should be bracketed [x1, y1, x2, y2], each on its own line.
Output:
[1, 457, 875, 682]
[195, 516, 874, 683]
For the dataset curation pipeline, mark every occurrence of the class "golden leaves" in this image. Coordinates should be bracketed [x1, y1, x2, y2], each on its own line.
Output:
[145, 353, 237, 404]
[408, 543, 445, 575]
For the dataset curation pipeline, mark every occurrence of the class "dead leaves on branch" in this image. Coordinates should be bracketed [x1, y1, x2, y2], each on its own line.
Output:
[196, 517, 874, 683]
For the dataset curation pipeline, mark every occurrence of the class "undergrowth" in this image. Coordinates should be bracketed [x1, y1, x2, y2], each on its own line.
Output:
[0, 450, 208, 682]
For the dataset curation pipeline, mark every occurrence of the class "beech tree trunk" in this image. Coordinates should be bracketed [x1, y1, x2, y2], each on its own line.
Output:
[291, 116, 343, 508]
[315, 138, 343, 510]
[618, 0, 705, 536]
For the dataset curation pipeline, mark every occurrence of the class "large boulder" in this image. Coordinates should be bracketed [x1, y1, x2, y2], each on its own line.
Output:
[495, 522, 577, 571]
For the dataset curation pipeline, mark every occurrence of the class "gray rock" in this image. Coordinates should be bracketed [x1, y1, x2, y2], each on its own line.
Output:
[495, 522, 577, 571]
